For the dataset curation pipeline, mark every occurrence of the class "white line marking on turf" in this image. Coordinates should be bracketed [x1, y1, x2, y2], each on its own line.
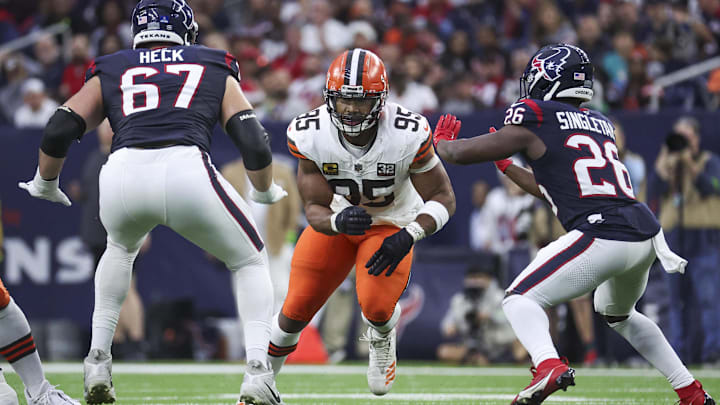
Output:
[2, 363, 720, 379]
[122, 393, 611, 403]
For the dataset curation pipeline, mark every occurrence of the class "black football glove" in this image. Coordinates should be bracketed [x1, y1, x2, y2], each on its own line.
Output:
[334, 206, 372, 235]
[366, 229, 414, 277]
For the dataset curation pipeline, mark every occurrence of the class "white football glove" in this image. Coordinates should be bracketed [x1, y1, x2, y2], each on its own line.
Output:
[18, 168, 72, 207]
[249, 182, 288, 204]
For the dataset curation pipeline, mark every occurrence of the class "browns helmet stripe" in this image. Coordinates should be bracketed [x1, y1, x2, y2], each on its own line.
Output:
[354, 50, 367, 86]
[348, 49, 360, 86]
[343, 49, 354, 85]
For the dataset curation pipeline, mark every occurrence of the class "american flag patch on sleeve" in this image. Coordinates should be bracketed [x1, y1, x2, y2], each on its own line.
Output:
[574, 72, 585, 81]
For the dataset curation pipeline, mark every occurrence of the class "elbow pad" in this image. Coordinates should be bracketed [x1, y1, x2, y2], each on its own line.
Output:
[40, 106, 86, 158]
[225, 110, 272, 170]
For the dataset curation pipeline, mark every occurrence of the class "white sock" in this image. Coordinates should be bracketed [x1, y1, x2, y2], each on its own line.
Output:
[90, 240, 138, 354]
[609, 310, 694, 389]
[362, 303, 401, 335]
[503, 294, 559, 367]
[0, 299, 45, 397]
[267, 314, 300, 377]
[232, 253, 273, 364]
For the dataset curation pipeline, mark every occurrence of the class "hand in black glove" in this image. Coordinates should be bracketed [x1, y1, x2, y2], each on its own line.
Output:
[334, 206, 372, 235]
[366, 229, 413, 276]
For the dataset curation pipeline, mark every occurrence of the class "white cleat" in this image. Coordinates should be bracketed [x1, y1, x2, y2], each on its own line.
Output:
[0, 368, 19, 405]
[24, 380, 80, 405]
[238, 360, 283, 405]
[83, 349, 116, 404]
[361, 327, 397, 396]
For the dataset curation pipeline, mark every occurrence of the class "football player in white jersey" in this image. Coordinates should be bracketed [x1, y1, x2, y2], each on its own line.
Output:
[267, 48, 456, 395]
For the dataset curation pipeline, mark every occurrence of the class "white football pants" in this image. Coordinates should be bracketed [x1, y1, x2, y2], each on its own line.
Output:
[507, 229, 656, 316]
[99, 146, 266, 268]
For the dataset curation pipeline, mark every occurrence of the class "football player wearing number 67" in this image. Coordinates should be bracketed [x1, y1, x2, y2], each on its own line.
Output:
[435, 43, 714, 405]
[269, 48, 455, 396]
[18, 1, 287, 404]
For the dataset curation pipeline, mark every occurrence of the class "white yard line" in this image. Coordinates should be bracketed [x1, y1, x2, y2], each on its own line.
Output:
[121, 393, 615, 403]
[2, 362, 719, 379]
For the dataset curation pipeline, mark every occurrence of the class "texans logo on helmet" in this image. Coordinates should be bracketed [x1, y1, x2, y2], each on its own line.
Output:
[531, 46, 571, 81]
[173, 0, 195, 29]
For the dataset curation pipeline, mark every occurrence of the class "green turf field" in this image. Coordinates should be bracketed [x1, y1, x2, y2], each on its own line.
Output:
[3, 363, 719, 404]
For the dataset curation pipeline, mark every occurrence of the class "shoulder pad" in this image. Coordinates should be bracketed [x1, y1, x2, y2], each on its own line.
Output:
[197, 46, 241, 82]
[286, 107, 324, 160]
[504, 99, 548, 128]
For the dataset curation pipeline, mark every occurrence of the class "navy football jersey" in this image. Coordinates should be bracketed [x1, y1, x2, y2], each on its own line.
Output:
[505, 99, 660, 241]
[85, 45, 240, 152]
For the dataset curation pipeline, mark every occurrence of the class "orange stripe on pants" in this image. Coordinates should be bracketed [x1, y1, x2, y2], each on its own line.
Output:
[281, 225, 412, 324]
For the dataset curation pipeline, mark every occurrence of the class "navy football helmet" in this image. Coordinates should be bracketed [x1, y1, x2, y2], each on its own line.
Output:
[520, 44, 594, 102]
[131, 0, 198, 49]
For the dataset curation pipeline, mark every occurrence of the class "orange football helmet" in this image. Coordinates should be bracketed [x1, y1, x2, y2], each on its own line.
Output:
[324, 48, 388, 135]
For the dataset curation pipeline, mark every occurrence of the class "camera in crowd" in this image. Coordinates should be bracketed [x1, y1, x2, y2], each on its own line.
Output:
[665, 130, 689, 152]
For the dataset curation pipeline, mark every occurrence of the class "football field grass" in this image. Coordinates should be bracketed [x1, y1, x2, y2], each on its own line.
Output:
[3, 362, 720, 404]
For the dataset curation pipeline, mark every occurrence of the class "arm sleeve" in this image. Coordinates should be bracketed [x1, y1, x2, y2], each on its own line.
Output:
[85, 58, 100, 82]
[286, 125, 310, 160]
[510, 100, 544, 128]
[219, 50, 241, 82]
[200, 47, 241, 82]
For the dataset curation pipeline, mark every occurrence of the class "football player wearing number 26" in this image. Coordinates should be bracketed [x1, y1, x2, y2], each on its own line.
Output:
[436, 44, 714, 405]
[269, 48, 455, 396]
[18, 1, 287, 405]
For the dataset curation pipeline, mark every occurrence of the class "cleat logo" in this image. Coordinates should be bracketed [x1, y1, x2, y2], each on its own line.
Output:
[385, 361, 396, 385]
[265, 382, 282, 403]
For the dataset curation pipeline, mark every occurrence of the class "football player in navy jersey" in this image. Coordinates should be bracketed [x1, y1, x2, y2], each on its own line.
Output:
[19, 1, 286, 404]
[435, 44, 714, 405]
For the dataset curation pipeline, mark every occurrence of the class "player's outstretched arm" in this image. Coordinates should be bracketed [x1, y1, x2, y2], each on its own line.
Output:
[19, 76, 104, 206]
[435, 119, 545, 165]
[221, 76, 286, 203]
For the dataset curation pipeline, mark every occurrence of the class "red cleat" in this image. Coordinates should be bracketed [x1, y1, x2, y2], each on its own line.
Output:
[511, 357, 575, 405]
[676, 380, 715, 405]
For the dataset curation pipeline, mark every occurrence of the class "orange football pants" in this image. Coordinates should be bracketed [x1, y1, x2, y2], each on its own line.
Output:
[0, 277, 9, 308]
[282, 225, 412, 324]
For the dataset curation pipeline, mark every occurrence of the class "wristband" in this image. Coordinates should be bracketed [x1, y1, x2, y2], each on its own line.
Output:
[330, 212, 340, 233]
[34, 168, 60, 191]
[417, 200, 450, 234]
[404, 221, 426, 242]
[495, 158, 513, 174]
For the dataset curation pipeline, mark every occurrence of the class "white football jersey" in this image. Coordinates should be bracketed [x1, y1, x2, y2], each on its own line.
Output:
[287, 102, 434, 228]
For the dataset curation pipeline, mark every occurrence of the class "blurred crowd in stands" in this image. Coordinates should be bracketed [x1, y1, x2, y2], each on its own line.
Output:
[2, 0, 720, 127]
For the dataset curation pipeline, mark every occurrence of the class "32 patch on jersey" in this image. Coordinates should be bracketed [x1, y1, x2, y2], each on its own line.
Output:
[377, 163, 396, 177]
[322, 163, 339, 175]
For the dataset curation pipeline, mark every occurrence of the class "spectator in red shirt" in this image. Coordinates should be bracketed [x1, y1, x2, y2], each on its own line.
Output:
[271, 24, 308, 80]
[60, 34, 91, 99]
